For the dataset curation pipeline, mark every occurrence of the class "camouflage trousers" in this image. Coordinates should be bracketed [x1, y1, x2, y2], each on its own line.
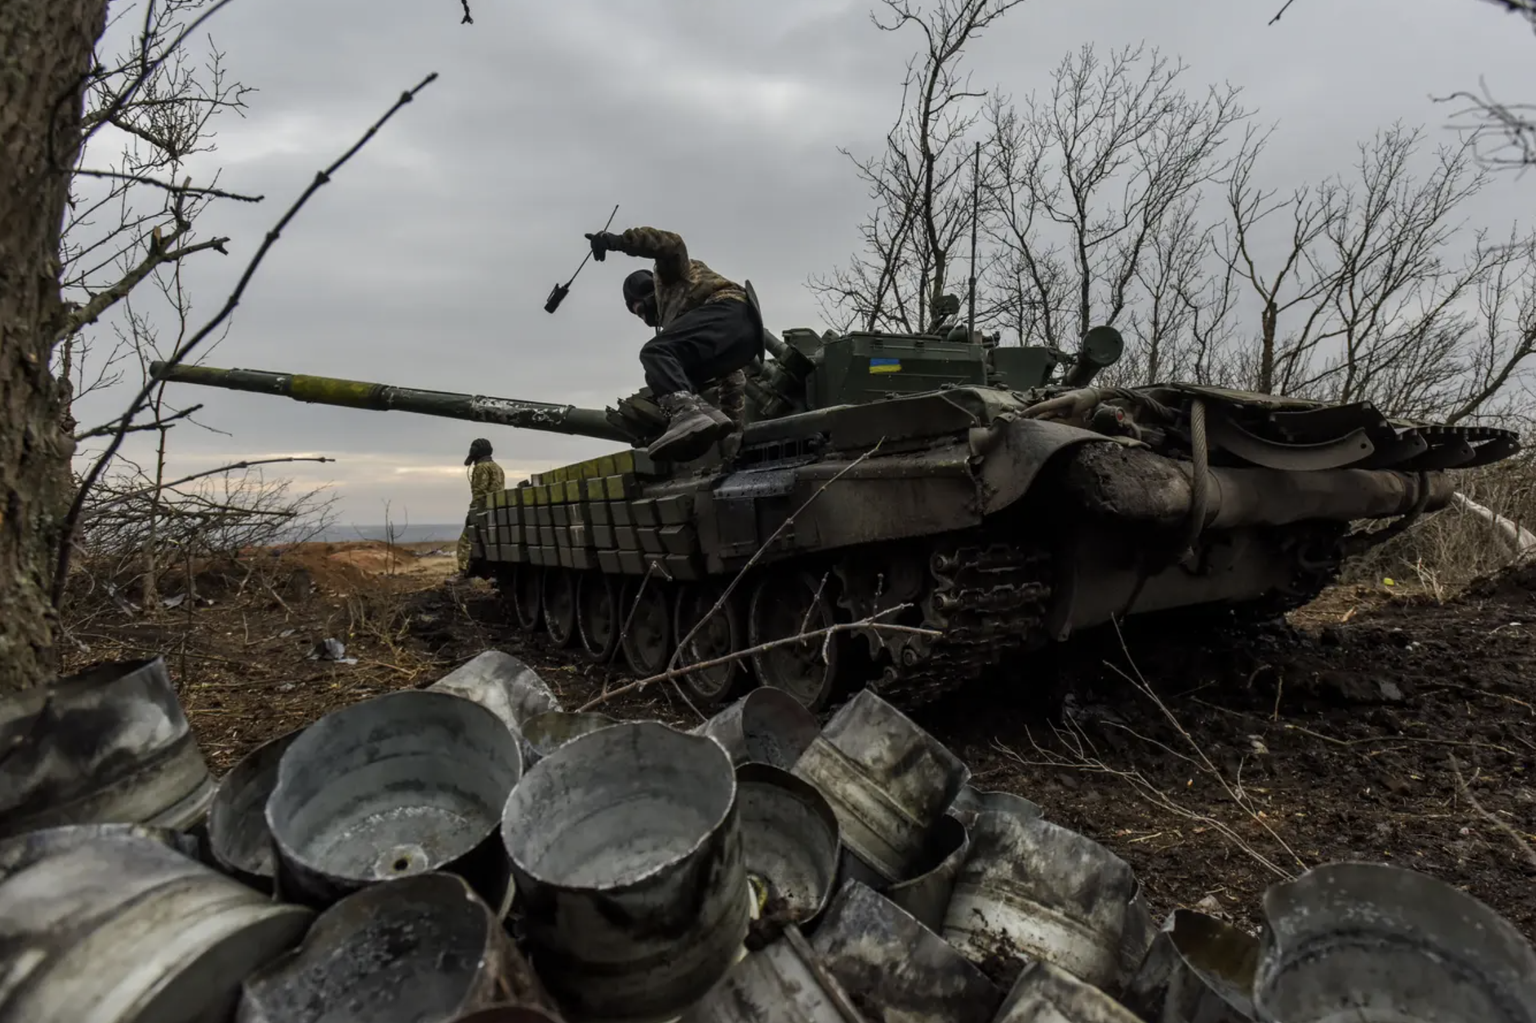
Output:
[456, 526, 472, 573]
[717, 368, 746, 428]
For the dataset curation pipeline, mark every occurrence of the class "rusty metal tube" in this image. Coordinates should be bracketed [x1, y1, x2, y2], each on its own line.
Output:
[993, 961, 1143, 1022]
[885, 813, 970, 933]
[0, 656, 216, 838]
[941, 811, 1141, 991]
[1122, 909, 1258, 1023]
[694, 687, 821, 770]
[791, 690, 970, 885]
[810, 880, 1004, 1023]
[0, 827, 312, 1022]
[427, 650, 563, 734]
[1253, 862, 1536, 1023]
[266, 689, 522, 908]
[736, 763, 841, 934]
[207, 726, 304, 892]
[500, 720, 749, 1020]
[236, 872, 553, 1022]
[517, 710, 618, 769]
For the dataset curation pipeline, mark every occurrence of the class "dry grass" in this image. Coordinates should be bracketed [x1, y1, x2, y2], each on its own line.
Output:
[1344, 447, 1536, 596]
[56, 538, 460, 771]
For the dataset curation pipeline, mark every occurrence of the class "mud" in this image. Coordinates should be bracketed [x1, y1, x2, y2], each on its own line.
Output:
[410, 567, 1536, 941]
[922, 565, 1536, 941]
[89, 552, 1535, 943]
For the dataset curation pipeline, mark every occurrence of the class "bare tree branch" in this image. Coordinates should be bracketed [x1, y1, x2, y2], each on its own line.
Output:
[57, 229, 229, 343]
[1221, 124, 1536, 420]
[581, 606, 939, 712]
[1436, 78, 1536, 174]
[82, 455, 334, 517]
[669, 441, 886, 678]
[53, 2, 258, 427]
[69, 167, 263, 202]
[74, 402, 203, 441]
[52, 71, 441, 607]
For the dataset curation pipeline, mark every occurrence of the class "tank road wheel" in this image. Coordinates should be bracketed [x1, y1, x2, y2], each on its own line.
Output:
[672, 582, 749, 710]
[619, 578, 674, 678]
[542, 569, 578, 648]
[576, 573, 621, 663]
[747, 569, 845, 712]
[511, 565, 542, 633]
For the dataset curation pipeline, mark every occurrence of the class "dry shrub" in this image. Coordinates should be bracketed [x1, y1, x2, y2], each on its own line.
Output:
[61, 466, 337, 621]
[1342, 443, 1536, 596]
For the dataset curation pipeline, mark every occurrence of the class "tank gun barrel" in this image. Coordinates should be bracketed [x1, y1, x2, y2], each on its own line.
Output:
[148, 362, 635, 443]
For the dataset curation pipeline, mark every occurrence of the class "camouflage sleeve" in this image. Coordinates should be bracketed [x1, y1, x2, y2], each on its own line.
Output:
[469, 462, 497, 502]
[614, 227, 690, 284]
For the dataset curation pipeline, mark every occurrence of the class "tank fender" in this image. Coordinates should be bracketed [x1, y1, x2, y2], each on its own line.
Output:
[972, 415, 1121, 515]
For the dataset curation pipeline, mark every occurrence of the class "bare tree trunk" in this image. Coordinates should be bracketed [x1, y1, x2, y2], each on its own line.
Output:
[0, 0, 109, 692]
[143, 407, 170, 610]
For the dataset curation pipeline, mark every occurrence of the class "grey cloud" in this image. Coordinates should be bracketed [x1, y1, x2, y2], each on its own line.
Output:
[71, 0, 1536, 527]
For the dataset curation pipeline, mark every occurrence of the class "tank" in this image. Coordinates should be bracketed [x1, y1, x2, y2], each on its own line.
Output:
[150, 286, 1521, 713]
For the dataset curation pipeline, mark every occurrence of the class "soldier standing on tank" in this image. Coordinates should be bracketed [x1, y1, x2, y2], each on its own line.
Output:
[583, 225, 762, 463]
[454, 437, 505, 577]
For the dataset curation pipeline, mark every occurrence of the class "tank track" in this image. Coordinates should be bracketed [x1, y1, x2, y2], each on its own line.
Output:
[870, 542, 1054, 708]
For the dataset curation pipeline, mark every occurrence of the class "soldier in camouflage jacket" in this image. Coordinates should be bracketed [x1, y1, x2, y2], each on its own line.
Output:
[455, 437, 505, 575]
[584, 225, 762, 463]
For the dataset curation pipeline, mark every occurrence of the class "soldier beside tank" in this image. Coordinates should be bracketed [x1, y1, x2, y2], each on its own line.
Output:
[454, 437, 505, 576]
[583, 225, 763, 463]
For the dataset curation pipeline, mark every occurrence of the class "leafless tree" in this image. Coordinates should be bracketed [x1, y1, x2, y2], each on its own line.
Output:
[91, 261, 242, 608]
[47, 0, 256, 609]
[983, 43, 1250, 382]
[817, 14, 1536, 429]
[71, 462, 338, 590]
[1217, 124, 1536, 422]
[808, 0, 1024, 334]
[53, 0, 256, 434]
[2, 0, 451, 693]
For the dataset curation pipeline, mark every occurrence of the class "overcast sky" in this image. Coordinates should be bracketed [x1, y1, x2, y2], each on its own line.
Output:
[68, 0, 1535, 529]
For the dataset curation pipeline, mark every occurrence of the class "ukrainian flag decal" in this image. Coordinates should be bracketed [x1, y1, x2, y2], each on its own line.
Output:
[869, 357, 902, 374]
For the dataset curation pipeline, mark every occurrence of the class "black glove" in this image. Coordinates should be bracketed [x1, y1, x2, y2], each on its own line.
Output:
[585, 231, 619, 262]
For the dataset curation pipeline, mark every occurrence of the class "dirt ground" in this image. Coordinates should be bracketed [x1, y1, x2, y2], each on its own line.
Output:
[62, 540, 1536, 941]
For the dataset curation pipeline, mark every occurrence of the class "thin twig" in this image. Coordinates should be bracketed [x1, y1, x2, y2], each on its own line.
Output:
[580, 606, 936, 712]
[668, 440, 885, 675]
[46, 0, 244, 181]
[74, 402, 203, 440]
[608, 560, 661, 669]
[1450, 755, 1536, 868]
[1075, 616, 1310, 875]
[53, 72, 439, 607]
[994, 727, 1295, 880]
[70, 168, 262, 202]
[81, 456, 334, 517]
[1282, 722, 1518, 757]
[59, 235, 231, 343]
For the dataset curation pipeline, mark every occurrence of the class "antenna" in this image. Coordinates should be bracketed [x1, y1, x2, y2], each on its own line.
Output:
[544, 203, 620, 314]
[967, 140, 980, 342]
